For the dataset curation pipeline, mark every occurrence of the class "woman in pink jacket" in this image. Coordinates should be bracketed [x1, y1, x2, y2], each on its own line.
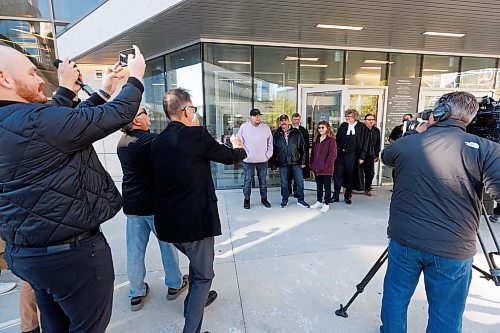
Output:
[309, 120, 337, 212]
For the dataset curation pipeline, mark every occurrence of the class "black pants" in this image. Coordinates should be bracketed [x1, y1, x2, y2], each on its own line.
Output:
[333, 151, 356, 200]
[362, 156, 375, 192]
[315, 175, 332, 203]
[173, 237, 215, 333]
[5, 232, 114, 333]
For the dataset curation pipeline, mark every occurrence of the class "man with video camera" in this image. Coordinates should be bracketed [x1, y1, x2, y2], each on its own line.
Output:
[0, 44, 145, 332]
[380, 91, 500, 333]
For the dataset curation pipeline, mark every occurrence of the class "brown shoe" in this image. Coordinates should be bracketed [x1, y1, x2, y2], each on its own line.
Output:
[364, 191, 372, 197]
[167, 274, 189, 300]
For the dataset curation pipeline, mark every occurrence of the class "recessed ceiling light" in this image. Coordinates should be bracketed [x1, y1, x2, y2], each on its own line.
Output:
[364, 60, 394, 64]
[218, 60, 251, 65]
[360, 66, 382, 70]
[422, 69, 449, 72]
[423, 31, 465, 37]
[300, 64, 328, 68]
[285, 56, 319, 61]
[326, 77, 343, 81]
[316, 24, 363, 31]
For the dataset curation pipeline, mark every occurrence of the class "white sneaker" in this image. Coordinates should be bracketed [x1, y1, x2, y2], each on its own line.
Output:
[320, 204, 330, 213]
[0, 282, 16, 294]
[310, 201, 323, 209]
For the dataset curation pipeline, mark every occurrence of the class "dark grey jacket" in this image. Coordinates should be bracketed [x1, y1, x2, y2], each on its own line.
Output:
[382, 119, 500, 259]
[0, 78, 143, 247]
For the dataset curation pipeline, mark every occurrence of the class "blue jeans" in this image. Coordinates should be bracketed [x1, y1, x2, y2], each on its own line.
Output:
[381, 240, 473, 333]
[243, 162, 268, 198]
[279, 165, 304, 200]
[126, 215, 182, 298]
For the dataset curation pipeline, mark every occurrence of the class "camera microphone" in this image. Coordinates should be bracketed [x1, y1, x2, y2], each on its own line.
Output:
[53, 59, 95, 96]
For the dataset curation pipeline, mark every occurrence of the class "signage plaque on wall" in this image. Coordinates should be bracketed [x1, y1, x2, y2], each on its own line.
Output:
[385, 77, 421, 138]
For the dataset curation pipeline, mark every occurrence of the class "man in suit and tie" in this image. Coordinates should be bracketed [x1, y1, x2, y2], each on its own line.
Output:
[151, 88, 246, 333]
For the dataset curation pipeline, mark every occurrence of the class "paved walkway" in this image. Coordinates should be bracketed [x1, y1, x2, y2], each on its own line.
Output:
[1, 187, 499, 332]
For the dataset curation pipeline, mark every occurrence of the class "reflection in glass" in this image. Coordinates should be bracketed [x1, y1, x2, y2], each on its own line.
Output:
[345, 51, 388, 86]
[460, 57, 497, 89]
[0, 0, 51, 19]
[388, 53, 421, 78]
[204, 43, 252, 189]
[300, 49, 344, 84]
[144, 57, 167, 134]
[421, 55, 459, 88]
[52, 0, 106, 22]
[0, 20, 57, 96]
[254, 46, 298, 130]
[306, 91, 342, 134]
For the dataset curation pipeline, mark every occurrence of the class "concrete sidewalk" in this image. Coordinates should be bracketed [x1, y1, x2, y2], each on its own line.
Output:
[1, 187, 499, 332]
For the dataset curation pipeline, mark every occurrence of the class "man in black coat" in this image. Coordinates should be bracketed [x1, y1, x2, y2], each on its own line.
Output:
[362, 113, 381, 196]
[271, 114, 310, 208]
[289, 113, 311, 196]
[151, 88, 246, 333]
[333, 108, 368, 204]
[0, 45, 145, 332]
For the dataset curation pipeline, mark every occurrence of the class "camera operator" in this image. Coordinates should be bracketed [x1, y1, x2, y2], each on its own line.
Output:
[380, 91, 500, 333]
[0, 45, 145, 332]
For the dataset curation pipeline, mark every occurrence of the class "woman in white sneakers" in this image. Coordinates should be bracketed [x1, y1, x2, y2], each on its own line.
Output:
[310, 121, 337, 212]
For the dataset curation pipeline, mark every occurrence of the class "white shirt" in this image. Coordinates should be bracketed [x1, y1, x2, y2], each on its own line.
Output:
[347, 122, 357, 135]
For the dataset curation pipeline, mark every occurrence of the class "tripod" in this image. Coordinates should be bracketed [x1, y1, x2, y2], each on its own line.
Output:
[335, 204, 500, 318]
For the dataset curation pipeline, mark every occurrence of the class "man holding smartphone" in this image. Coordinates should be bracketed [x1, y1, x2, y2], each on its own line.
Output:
[0, 44, 145, 332]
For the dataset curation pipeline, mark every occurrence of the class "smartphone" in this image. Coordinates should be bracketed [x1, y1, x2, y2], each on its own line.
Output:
[119, 48, 135, 67]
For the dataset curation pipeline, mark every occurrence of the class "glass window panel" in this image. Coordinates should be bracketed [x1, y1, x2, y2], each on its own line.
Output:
[203, 43, 252, 189]
[421, 55, 459, 88]
[144, 57, 167, 134]
[52, 0, 106, 22]
[345, 51, 388, 86]
[0, 20, 57, 96]
[55, 23, 70, 36]
[0, 0, 51, 19]
[299, 48, 344, 84]
[165, 44, 203, 124]
[388, 53, 421, 78]
[460, 57, 497, 89]
[254, 46, 298, 129]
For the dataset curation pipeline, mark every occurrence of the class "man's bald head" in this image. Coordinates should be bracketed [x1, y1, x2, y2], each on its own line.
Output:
[0, 45, 47, 103]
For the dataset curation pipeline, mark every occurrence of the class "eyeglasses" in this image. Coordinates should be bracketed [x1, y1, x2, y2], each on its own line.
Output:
[183, 105, 197, 113]
[365, 118, 375, 121]
[345, 115, 353, 118]
[135, 109, 148, 118]
[317, 126, 326, 129]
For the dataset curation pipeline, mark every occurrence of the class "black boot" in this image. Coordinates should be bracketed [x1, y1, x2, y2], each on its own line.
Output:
[244, 198, 250, 209]
[261, 197, 271, 208]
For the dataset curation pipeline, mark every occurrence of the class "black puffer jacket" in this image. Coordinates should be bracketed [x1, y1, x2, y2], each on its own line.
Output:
[271, 126, 306, 168]
[0, 78, 143, 247]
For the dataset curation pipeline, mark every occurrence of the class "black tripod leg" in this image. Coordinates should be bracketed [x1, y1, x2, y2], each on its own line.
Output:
[335, 248, 388, 318]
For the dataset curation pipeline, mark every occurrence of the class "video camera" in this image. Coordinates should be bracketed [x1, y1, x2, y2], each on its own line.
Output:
[467, 96, 500, 143]
[403, 109, 433, 132]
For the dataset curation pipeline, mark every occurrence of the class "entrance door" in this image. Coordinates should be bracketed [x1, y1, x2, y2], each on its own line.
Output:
[299, 85, 386, 186]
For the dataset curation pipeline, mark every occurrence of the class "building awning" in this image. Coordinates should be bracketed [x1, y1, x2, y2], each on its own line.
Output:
[57, 0, 500, 65]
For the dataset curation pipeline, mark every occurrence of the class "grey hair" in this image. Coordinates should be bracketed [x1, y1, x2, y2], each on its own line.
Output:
[445, 91, 479, 125]
[345, 108, 360, 120]
[163, 88, 191, 119]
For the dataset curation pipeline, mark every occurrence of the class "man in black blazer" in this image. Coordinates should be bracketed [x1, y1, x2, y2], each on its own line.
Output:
[151, 88, 246, 333]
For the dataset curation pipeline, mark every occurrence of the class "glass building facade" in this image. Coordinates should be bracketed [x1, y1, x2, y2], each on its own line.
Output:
[143, 42, 500, 189]
[0, 0, 107, 96]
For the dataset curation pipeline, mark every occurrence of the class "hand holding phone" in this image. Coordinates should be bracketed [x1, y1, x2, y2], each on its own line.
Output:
[121, 45, 146, 81]
[119, 48, 135, 67]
